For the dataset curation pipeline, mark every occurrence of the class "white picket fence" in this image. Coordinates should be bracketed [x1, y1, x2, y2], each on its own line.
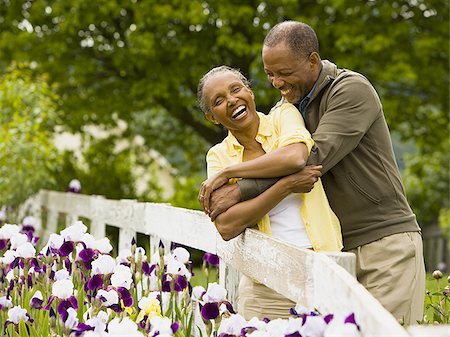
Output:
[18, 190, 448, 337]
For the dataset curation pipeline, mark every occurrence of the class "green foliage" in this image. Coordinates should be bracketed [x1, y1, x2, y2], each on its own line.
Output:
[438, 209, 450, 242]
[0, 0, 448, 222]
[421, 272, 450, 324]
[54, 134, 166, 202]
[0, 65, 61, 206]
[169, 175, 205, 210]
[403, 149, 449, 225]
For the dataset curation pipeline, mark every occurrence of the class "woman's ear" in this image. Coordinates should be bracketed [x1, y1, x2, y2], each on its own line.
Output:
[205, 113, 220, 125]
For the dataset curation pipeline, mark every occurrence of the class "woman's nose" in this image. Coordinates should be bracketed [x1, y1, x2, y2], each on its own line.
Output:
[227, 95, 238, 106]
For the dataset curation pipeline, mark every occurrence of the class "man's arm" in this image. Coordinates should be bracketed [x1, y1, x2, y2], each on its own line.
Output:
[307, 74, 381, 173]
[208, 165, 322, 220]
[214, 174, 295, 240]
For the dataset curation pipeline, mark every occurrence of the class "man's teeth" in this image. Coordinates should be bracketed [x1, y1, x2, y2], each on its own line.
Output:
[232, 106, 246, 119]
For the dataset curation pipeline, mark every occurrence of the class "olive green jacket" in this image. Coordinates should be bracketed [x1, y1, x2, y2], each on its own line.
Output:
[239, 60, 420, 250]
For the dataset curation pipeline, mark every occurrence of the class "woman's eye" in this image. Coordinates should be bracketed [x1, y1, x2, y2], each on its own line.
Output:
[214, 98, 223, 106]
[232, 86, 241, 93]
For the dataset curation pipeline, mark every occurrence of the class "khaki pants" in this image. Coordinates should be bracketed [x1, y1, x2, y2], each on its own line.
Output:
[237, 275, 295, 320]
[348, 231, 425, 325]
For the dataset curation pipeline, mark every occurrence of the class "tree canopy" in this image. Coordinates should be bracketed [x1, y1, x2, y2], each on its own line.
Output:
[0, 0, 448, 224]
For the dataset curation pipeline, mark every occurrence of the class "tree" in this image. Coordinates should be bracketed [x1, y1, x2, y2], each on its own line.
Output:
[0, 0, 448, 222]
[0, 64, 61, 206]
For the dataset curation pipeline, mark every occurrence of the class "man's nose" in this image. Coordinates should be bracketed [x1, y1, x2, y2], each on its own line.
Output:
[271, 76, 284, 89]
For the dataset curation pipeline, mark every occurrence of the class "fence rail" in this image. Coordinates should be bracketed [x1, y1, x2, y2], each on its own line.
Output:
[17, 190, 448, 337]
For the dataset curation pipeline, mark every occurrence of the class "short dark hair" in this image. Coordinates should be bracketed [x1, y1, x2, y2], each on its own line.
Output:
[264, 21, 319, 58]
[197, 65, 251, 114]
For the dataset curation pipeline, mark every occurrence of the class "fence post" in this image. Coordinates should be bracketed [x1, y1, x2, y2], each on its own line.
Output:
[119, 227, 135, 253]
[219, 260, 240, 309]
[66, 214, 78, 227]
[46, 209, 58, 240]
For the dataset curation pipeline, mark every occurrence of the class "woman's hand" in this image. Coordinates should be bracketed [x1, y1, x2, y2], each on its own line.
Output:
[198, 171, 229, 214]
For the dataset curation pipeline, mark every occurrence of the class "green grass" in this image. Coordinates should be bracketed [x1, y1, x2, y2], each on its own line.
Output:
[423, 272, 449, 324]
[190, 266, 219, 288]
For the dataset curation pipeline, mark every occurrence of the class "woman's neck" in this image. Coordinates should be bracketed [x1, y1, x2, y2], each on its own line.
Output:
[232, 115, 260, 148]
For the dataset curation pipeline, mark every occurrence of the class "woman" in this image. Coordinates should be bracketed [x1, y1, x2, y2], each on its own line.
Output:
[197, 65, 342, 319]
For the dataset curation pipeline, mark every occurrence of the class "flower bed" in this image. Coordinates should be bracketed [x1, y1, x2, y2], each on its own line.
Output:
[0, 219, 362, 337]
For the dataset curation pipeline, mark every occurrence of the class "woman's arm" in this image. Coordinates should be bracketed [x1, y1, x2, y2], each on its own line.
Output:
[214, 177, 293, 241]
[200, 142, 308, 210]
[223, 142, 308, 179]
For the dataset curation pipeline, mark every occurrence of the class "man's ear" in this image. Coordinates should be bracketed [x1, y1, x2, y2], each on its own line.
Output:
[205, 113, 220, 125]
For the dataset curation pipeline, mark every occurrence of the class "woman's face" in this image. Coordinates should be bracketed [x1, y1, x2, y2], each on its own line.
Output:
[203, 71, 258, 133]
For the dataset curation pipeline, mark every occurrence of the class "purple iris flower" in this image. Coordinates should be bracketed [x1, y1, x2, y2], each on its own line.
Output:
[117, 287, 133, 307]
[44, 296, 55, 310]
[138, 317, 148, 330]
[200, 302, 220, 320]
[72, 323, 94, 336]
[57, 296, 78, 322]
[324, 314, 334, 324]
[171, 322, 180, 333]
[285, 333, 302, 337]
[109, 303, 122, 313]
[59, 241, 75, 257]
[30, 258, 41, 273]
[7, 280, 14, 298]
[30, 297, 44, 309]
[203, 253, 220, 268]
[223, 301, 235, 314]
[64, 259, 72, 275]
[174, 275, 188, 292]
[345, 313, 360, 330]
[142, 261, 155, 276]
[86, 274, 103, 292]
[79, 248, 95, 262]
[242, 326, 258, 335]
[32, 236, 40, 245]
[0, 239, 7, 251]
[162, 274, 172, 292]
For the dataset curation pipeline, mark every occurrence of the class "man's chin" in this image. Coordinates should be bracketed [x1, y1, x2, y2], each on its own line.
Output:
[282, 95, 300, 104]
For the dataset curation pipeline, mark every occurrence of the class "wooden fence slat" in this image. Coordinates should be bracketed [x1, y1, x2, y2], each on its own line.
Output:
[143, 203, 218, 254]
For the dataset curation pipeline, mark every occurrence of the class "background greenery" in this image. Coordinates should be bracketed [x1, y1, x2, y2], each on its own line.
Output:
[0, 1, 448, 231]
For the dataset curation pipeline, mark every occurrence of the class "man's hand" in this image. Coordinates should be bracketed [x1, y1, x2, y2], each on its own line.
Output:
[198, 172, 229, 213]
[207, 184, 241, 221]
[281, 165, 323, 193]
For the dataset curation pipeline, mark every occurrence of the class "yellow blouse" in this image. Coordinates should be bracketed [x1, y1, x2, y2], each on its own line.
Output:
[206, 103, 342, 252]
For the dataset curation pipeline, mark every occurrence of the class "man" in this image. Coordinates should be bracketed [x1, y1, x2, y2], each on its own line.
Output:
[203, 21, 425, 324]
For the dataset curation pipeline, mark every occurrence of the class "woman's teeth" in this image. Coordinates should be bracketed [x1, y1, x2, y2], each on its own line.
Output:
[232, 106, 246, 119]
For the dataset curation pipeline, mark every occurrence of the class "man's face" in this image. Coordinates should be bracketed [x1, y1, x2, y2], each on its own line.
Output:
[262, 42, 319, 104]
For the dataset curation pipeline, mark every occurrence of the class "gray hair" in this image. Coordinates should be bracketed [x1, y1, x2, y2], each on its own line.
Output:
[264, 21, 319, 58]
[197, 65, 251, 114]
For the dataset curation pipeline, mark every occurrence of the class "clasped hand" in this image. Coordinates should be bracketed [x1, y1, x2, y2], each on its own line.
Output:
[198, 170, 229, 214]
